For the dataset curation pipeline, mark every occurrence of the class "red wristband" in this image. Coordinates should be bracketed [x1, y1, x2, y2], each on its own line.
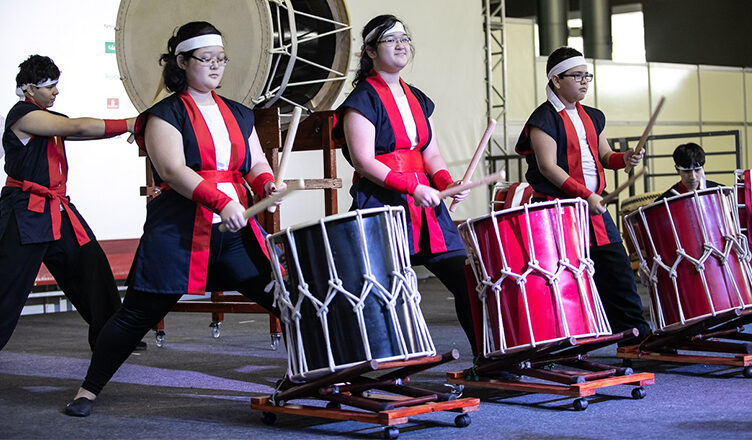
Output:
[560, 177, 593, 200]
[192, 180, 233, 214]
[608, 152, 626, 170]
[383, 171, 419, 195]
[432, 169, 454, 191]
[104, 119, 128, 137]
[250, 172, 274, 197]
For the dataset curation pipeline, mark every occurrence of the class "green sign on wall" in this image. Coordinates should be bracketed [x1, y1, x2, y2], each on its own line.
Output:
[105, 42, 115, 53]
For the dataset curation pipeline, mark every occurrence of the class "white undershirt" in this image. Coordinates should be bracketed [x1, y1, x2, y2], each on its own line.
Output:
[565, 108, 598, 192]
[197, 103, 241, 224]
[394, 95, 419, 149]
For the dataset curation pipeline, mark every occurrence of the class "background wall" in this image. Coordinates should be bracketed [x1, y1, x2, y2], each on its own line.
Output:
[0, 0, 487, 240]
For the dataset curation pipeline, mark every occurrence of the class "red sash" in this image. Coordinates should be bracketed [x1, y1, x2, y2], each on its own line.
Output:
[558, 103, 609, 246]
[179, 91, 268, 294]
[6, 100, 90, 246]
[365, 74, 429, 150]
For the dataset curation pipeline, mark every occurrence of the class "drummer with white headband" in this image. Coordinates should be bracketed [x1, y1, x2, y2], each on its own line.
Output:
[0, 55, 135, 354]
[65, 21, 284, 417]
[656, 142, 721, 201]
[334, 15, 477, 356]
[514, 47, 651, 345]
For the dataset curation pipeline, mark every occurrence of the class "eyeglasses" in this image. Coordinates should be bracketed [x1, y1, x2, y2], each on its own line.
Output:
[189, 55, 230, 67]
[558, 72, 594, 83]
[378, 36, 412, 46]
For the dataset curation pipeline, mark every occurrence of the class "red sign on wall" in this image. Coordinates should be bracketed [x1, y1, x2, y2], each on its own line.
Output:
[107, 98, 119, 109]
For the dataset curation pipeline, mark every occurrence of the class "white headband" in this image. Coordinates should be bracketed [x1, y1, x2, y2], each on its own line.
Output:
[547, 55, 587, 78]
[675, 164, 703, 171]
[364, 21, 406, 44]
[15, 78, 59, 100]
[174, 34, 223, 55]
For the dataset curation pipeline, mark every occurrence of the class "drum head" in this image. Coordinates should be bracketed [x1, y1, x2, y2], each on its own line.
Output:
[116, 0, 272, 112]
[116, 0, 350, 113]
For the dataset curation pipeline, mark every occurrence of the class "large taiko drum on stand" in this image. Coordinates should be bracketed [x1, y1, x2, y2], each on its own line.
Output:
[115, 0, 350, 115]
[459, 199, 612, 358]
[624, 187, 752, 333]
[267, 207, 436, 381]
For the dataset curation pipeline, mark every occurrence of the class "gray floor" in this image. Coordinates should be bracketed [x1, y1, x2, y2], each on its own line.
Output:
[1, 278, 751, 439]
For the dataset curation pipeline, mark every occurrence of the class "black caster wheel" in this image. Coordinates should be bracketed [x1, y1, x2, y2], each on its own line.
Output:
[573, 398, 589, 411]
[155, 330, 165, 348]
[383, 426, 399, 440]
[743, 366, 752, 378]
[261, 411, 276, 425]
[454, 414, 471, 428]
[210, 322, 222, 339]
[631, 387, 647, 399]
[325, 402, 341, 409]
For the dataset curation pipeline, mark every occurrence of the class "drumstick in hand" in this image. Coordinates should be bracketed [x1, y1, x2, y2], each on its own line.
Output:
[624, 96, 665, 173]
[219, 179, 304, 232]
[438, 171, 505, 200]
[127, 77, 168, 143]
[601, 167, 648, 206]
[268, 106, 303, 213]
[449, 119, 497, 212]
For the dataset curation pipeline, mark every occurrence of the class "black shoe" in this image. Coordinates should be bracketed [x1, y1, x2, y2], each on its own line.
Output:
[134, 341, 147, 351]
[64, 397, 93, 417]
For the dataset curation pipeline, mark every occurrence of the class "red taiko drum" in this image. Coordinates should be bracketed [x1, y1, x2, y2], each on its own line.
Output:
[624, 187, 752, 333]
[459, 199, 611, 358]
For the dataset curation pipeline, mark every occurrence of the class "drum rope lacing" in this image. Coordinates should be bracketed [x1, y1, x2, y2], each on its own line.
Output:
[267, 207, 435, 379]
[460, 199, 611, 358]
[627, 187, 752, 332]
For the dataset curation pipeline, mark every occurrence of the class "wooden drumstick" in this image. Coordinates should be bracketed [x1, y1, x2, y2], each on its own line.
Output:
[437, 171, 505, 200]
[449, 119, 497, 212]
[127, 78, 168, 143]
[624, 96, 665, 173]
[218, 179, 304, 232]
[600, 167, 648, 206]
[268, 106, 303, 213]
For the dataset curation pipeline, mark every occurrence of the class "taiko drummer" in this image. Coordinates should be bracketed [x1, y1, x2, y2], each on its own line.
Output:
[656, 142, 721, 201]
[514, 47, 651, 344]
[334, 15, 477, 355]
[65, 21, 285, 417]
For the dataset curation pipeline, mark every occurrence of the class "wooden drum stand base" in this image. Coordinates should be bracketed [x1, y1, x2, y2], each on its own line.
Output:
[617, 310, 752, 378]
[251, 350, 480, 439]
[446, 329, 655, 411]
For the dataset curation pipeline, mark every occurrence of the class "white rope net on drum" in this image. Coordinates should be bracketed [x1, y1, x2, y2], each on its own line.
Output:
[459, 199, 611, 358]
[267, 206, 435, 380]
[626, 187, 752, 332]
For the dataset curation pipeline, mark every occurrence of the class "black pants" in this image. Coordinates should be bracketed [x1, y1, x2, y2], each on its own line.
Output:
[412, 215, 477, 356]
[592, 242, 651, 344]
[0, 213, 121, 351]
[81, 224, 278, 395]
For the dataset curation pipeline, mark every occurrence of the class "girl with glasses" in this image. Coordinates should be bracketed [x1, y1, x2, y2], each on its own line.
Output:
[334, 15, 477, 357]
[65, 21, 285, 417]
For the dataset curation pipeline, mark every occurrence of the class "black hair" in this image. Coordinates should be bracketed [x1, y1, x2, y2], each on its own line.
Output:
[15, 55, 60, 89]
[160, 21, 222, 94]
[546, 46, 583, 88]
[673, 142, 705, 169]
[353, 14, 412, 87]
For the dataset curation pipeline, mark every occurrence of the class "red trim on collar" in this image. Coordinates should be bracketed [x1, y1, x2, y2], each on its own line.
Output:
[365, 74, 429, 150]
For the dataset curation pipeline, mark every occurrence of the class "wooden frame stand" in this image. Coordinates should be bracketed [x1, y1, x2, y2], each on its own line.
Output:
[447, 329, 655, 411]
[251, 350, 480, 439]
[617, 310, 752, 378]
